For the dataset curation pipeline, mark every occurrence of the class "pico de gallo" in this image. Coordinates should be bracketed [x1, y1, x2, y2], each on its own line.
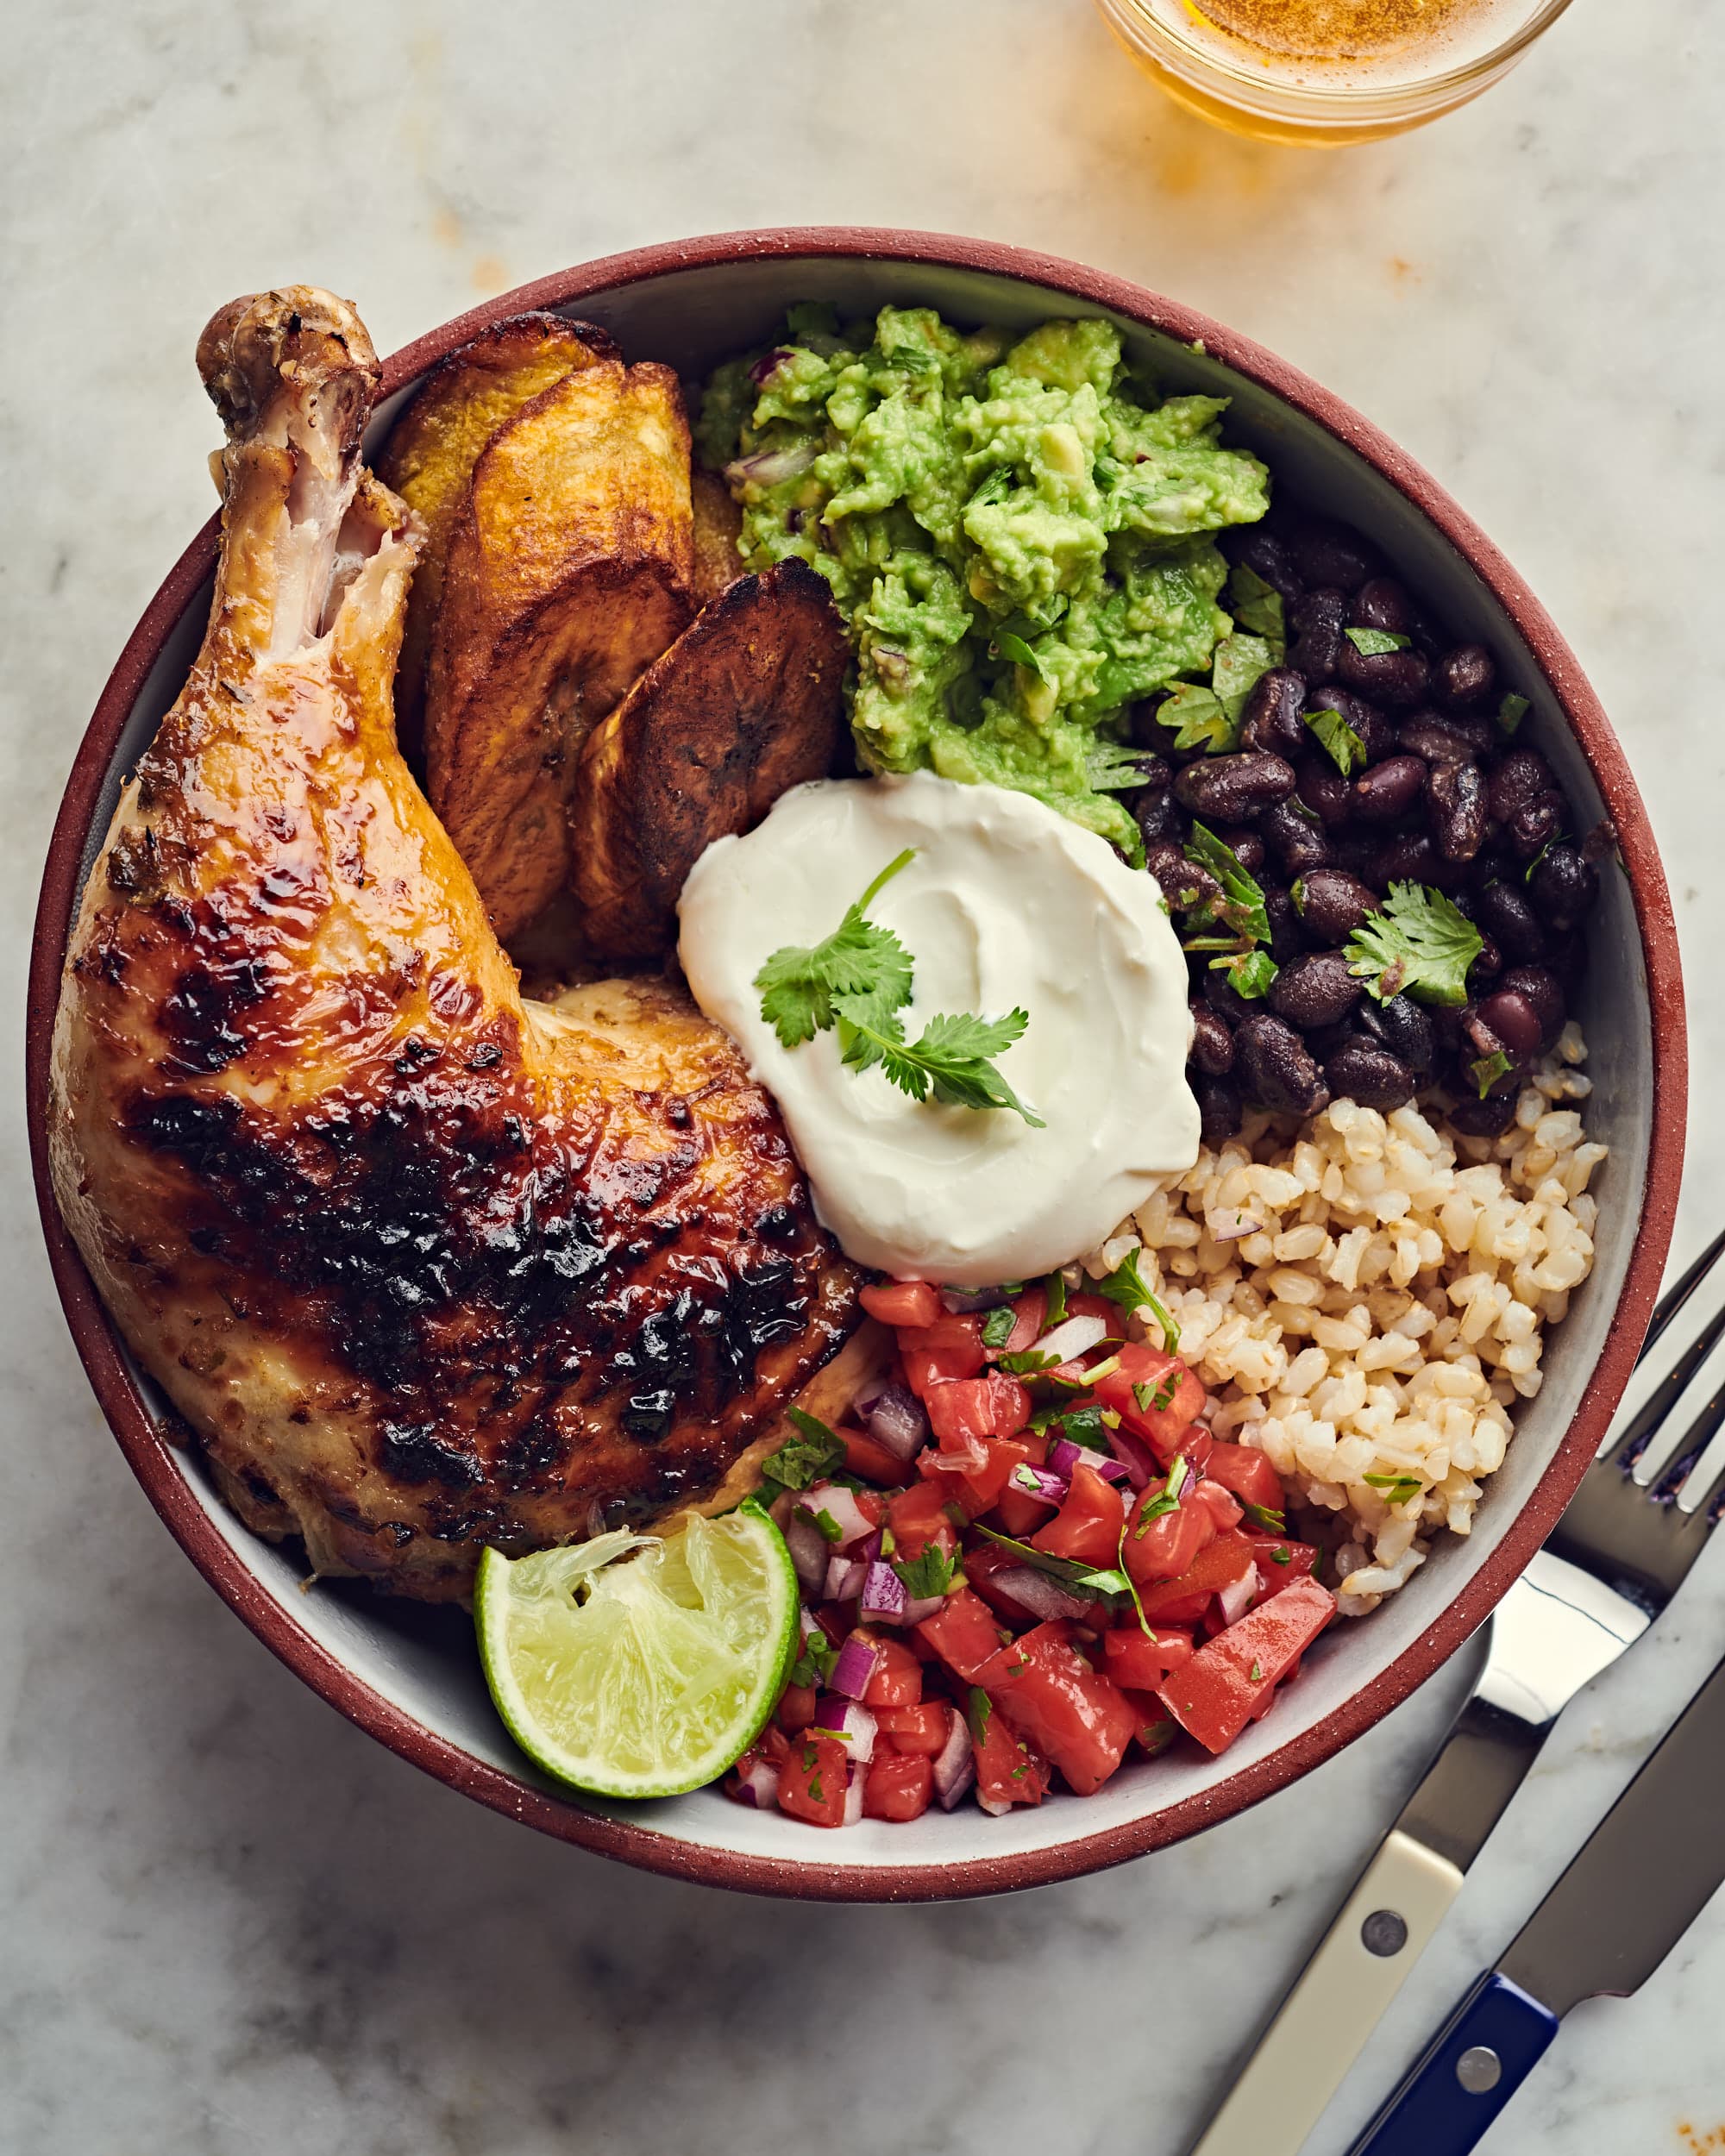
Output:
[726, 1268, 1338, 1827]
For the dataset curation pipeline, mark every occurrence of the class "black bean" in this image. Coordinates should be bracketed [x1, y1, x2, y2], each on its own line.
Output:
[1290, 518, 1377, 592]
[1581, 817, 1619, 867]
[1434, 644, 1497, 709]
[1294, 867, 1379, 943]
[1527, 843, 1598, 931]
[1128, 752, 1171, 794]
[1295, 755, 1354, 830]
[1270, 950, 1362, 1029]
[1351, 577, 1416, 636]
[1370, 830, 1448, 888]
[1330, 831, 1383, 881]
[1446, 1090, 1517, 1138]
[1373, 993, 1435, 1076]
[1427, 760, 1488, 862]
[1304, 1019, 1360, 1062]
[1261, 799, 1332, 876]
[1469, 932, 1503, 986]
[1507, 792, 1565, 861]
[1497, 964, 1565, 1047]
[1194, 1073, 1244, 1149]
[1233, 530, 1304, 602]
[1324, 1039, 1416, 1112]
[1175, 751, 1296, 822]
[1288, 588, 1348, 682]
[1339, 642, 1431, 708]
[1471, 878, 1548, 963]
[1487, 749, 1556, 828]
[1352, 755, 1427, 825]
[1202, 969, 1255, 1025]
[1189, 1002, 1236, 1076]
[1236, 1013, 1331, 1116]
[1215, 824, 1267, 874]
[1476, 988, 1544, 1060]
[1239, 667, 1309, 760]
[1132, 787, 1182, 848]
[1264, 885, 1308, 963]
[1145, 841, 1217, 912]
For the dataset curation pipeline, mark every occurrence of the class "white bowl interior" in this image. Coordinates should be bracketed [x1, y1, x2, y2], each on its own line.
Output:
[80, 254, 1650, 1882]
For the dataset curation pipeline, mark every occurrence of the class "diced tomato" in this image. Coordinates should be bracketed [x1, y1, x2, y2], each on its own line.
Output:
[969, 1689, 1051, 1809]
[1140, 1589, 1210, 1626]
[1000, 1286, 1047, 1355]
[975, 1620, 1138, 1797]
[992, 1483, 1055, 1539]
[1206, 1441, 1288, 1514]
[1092, 1343, 1208, 1461]
[1032, 1461, 1126, 1569]
[1135, 1528, 1258, 1620]
[859, 1280, 942, 1328]
[915, 1585, 1010, 1680]
[1102, 1624, 1195, 1689]
[956, 1435, 1036, 1515]
[1117, 1689, 1181, 1757]
[900, 1315, 987, 1396]
[1247, 1534, 1320, 1599]
[862, 1637, 923, 1708]
[862, 1749, 933, 1821]
[1191, 1478, 1245, 1532]
[888, 1482, 957, 1560]
[777, 1733, 850, 1827]
[874, 1701, 952, 1755]
[1065, 1291, 1124, 1328]
[1124, 1477, 1218, 1588]
[1155, 1575, 1336, 1755]
[777, 1683, 818, 1733]
[843, 1426, 907, 1485]
[927, 1373, 1032, 1445]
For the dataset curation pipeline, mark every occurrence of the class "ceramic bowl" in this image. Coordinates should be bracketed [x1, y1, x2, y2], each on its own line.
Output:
[27, 229, 1685, 1900]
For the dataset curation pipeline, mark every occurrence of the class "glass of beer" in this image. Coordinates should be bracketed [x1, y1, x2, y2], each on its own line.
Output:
[1094, 0, 1578, 145]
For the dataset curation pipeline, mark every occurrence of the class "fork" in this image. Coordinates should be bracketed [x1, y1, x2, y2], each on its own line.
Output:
[1189, 1225, 1725, 2156]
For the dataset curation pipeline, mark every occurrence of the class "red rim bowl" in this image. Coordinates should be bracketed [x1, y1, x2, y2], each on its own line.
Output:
[26, 229, 1686, 1901]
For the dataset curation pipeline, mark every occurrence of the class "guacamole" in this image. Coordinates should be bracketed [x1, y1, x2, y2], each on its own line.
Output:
[699, 307, 1272, 851]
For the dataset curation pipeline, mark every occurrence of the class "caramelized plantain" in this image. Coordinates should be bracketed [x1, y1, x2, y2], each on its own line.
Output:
[376, 313, 616, 754]
[571, 559, 848, 961]
[425, 358, 694, 939]
[690, 465, 746, 608]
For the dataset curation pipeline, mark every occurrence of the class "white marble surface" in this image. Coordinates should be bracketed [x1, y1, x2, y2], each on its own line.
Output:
[4, 3, 1724, 2150]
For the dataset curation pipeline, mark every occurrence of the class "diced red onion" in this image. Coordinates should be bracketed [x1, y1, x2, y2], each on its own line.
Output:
[1008, 1462, 1068, 1508]
[1108, 1427, 1158, 1491]
[1212, 1212, 1263, 1243]
[825, 1554, 868, 1602]
[843, 1764, 866, 1826]
[901, 1593, 944, 1626]
[1217, 1567, 1258, 1626]
[859, 1560, 908, 1624]
[784, 1512, 829, 1595]
[829, 1631, 885, 1701]
[806, 1482, 875, 1548]
[857, 1529, 883, 1564]
[814, 1696, 879, 1765]
[724, 442, 817, 489]
[977, 1790, 1013, 1817]
[941, 1287, 1003, 1313]
[748, 347, 794, 385]
[855, 1373, 890, 1417]
[872, 646, 910, 687]
[1032, 1313, 1109, 1364]
[1048, 1438, 1130, 1486]
[995, 1566, 1095, 1624]
[863, 1379, 927, 1463]
[734, 1756, 781, 1808]
[932, 1715, 975, 1809]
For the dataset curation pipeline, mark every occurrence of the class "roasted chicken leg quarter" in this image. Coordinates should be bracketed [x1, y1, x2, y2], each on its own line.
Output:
[49, 288, 859, 1601]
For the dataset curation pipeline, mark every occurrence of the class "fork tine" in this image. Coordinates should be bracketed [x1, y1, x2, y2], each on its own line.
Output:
[1638, 1224, 1725, 1363]
[1608, 1293, 1725, 1469]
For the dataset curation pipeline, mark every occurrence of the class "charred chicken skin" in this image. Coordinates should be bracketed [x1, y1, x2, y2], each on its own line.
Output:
[49, 288, 858, 1601]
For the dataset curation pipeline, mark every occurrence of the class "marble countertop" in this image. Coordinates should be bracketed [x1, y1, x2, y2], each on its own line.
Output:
[3, 2, 1722, 2149]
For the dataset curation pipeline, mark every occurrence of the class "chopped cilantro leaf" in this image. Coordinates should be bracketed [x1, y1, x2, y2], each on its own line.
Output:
[1345, 626, 1410, 655]
[1212, 632, 1276, 724]
[1249, 1661, 1264, 1683]
[1269, 1545, 1292, 1566]
[967, 1688, 992, 1744]
[1058, 1402, 1110, 1450]
[1216, 948, 1278, 1000]
[761, 1408, 846, 1492]
[1305, 706, 1365, 778]
[1226, 561, 1286, 648]
[1185, 821, 1270, 946]
[1345, 881, 1483, 1008]
[982, 1304, 1016, 1351]
[1095, 1247, 1181, 1351]
[1498, 693, 1530, 735]
[893, 1544, 958, 1599]
[1470, 1049, 1514, 1100]
[994, 630, 1048, 680]
[1363, 1471, 1425, 1507]
[755, 849, 915, 1047]
[800, 1507, 844, 1544]
[1043, 1271, 1068, 1328]
[788, 1629, 837, 1689]
[1158, 680, 1238, 755]
[1242, 1501, 1288, 1533]
[974, 1525, 1131, 1606]
[995, 1347, 1062, 1376]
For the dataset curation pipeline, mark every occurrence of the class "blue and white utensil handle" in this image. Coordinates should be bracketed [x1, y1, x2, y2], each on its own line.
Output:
[1346, 1971, 1559, 2155]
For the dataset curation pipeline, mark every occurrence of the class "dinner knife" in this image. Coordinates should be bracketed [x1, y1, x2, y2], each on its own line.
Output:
[1345, 1650, 1725, 2155]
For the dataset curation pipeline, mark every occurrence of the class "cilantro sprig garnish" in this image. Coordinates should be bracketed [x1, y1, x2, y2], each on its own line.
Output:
[892, 1544, 960, 1599]
[1095, 1246, 1181, 1352]
[756, 853, 1044, 1127]
[1345, 881, 1484, 1008]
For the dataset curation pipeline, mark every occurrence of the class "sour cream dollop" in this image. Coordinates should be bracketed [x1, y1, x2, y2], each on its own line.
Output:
[677, 773, 1200, 1287]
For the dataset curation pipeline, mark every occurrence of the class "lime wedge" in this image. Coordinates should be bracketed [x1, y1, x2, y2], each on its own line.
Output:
[475, 1510, 799, 1800]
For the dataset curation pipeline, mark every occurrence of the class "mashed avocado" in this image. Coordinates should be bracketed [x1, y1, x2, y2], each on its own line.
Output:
[699, 307, 1271, 852]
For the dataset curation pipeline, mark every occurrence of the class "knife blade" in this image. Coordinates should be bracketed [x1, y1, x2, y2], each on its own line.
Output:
[1348, 1651, 1725, 2155]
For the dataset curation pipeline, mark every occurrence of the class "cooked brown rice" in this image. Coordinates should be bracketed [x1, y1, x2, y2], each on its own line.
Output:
[1086, 1025, 1604, 1614]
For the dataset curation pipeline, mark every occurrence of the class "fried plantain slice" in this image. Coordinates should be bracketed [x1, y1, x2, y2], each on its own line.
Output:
[425, 357, 694, 940]
[376, 312, 617, 754]
[571, 559, 848, 961]
[689, 466, 746, 609]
